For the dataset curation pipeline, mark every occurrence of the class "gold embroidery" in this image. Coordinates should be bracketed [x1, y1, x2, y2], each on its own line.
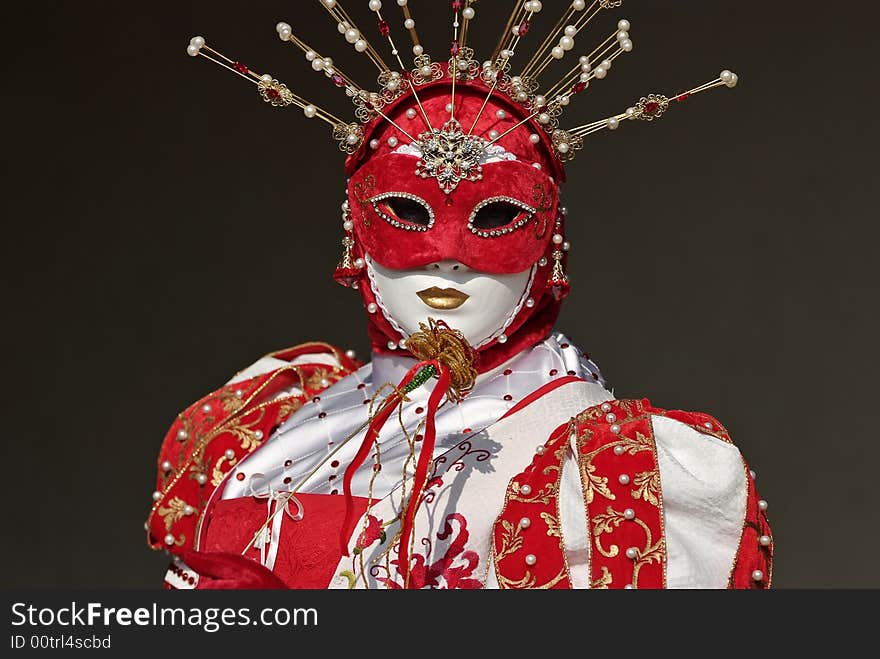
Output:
[582, 431, 653, 462]
[275, 398, 304, 425]
[211, 453, 237, 487]
[631, 470, 661, 507]
[225, 410, 268, 452]
[508, 480, 558, 505]
[304, 367, 336, 391]
[592, 506, 624, 558]
[575, 399, 650, 426]
[591, 566, 613, 589]
[496, 519, 524, 561]
[157, 497, 190, 531]
[187, 451, 208, 491]
[571, 405, 669, 588]
[496, 568, 567, 590]
[630, 518, 665, 589]
[582, 462, 615, 504]
[540, 512, 563, 549]
[541, 442, 568, 476]
[353, 174, 376, 226]
[645, 416, 668, 588]
[219, 389, 245, 414]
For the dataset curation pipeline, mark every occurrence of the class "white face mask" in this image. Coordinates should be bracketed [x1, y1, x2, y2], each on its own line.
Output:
[367, 255, 535, 349]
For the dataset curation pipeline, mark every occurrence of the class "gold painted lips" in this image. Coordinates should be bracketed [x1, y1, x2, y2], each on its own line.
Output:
[416, 286, 470, 310]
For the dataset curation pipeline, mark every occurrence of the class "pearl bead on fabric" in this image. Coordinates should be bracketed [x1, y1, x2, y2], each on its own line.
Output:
[525, 554, 537, 566]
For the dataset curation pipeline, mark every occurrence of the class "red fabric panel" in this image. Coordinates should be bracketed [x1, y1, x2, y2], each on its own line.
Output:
[492, 422, 573, 589]
[575, 400, 666, 589]
[182, 549, 288, 590]
[202, 493, 371, 589]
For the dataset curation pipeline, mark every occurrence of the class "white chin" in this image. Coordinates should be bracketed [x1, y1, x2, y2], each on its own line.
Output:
[366, 255, 535, 349]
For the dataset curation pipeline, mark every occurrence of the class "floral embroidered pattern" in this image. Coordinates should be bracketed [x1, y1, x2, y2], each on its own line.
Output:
[631, 470, 661, 507]
[377, 513, 482, 590]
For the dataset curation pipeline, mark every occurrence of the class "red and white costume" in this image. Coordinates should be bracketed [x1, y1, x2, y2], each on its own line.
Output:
[158, 4, 768, 589]
[147, 336, 772, 589]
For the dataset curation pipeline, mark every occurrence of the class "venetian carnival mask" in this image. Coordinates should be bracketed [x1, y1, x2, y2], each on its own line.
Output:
[186, 0, 739, 371]
[342, 84, 567, 362]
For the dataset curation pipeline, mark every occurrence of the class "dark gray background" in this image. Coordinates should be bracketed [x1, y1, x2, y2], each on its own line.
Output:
[2, 1, 877, 588]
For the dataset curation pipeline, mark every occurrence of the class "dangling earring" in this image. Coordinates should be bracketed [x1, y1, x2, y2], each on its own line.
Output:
[547, 209, 571, 301]
[333, 199, 365, 289]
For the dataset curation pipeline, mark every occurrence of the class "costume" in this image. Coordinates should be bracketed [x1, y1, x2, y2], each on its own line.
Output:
[149, 0, 772, 590]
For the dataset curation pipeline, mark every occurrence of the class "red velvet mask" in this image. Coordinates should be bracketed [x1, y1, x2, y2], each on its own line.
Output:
[349, 154, 559, 274]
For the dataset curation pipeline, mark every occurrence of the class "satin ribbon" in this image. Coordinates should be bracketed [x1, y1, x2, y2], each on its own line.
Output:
[339, 359, 451, 589]
[246, 473, 304, 572]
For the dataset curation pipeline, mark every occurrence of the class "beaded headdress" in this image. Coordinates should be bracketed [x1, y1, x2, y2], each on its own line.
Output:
[187, 1, 737, 164]
[185, 0, 739, 370]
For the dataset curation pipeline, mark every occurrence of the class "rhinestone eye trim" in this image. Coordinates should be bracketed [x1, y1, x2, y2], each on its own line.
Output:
[468, 196, 536, 238]
[368, 192, 435, 232]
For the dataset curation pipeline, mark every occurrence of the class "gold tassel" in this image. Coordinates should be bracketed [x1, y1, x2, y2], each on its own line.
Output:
[406, 318, 478, 403]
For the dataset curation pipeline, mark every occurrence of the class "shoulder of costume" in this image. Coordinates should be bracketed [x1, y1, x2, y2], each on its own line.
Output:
[144, 342, 362, 556]
[569, 398, 760, 504]
[492, 396, 773, 589]
[572, 399, 774, 588]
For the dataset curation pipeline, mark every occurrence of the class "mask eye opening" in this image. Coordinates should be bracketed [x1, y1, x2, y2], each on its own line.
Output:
[369, 192, 434, 232]
[468, 197, 536, 238]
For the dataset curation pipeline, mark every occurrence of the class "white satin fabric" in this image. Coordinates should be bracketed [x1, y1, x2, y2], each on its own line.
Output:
[221, 333, 604, 502]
